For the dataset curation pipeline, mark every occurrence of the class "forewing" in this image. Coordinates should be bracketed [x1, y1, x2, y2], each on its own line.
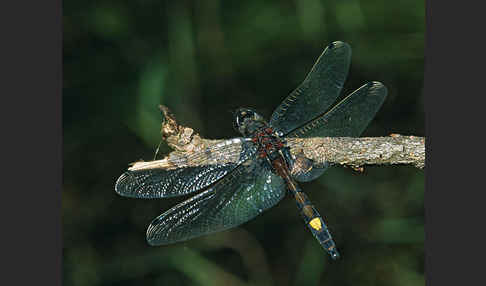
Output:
[115, 138, 257, 198]
[146, 160, 286, 245]
[287, 81, 387, 138]
[270, 41, 351, 135]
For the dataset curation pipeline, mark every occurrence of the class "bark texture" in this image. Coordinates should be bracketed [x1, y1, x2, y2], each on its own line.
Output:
[130, 105, 425, 171]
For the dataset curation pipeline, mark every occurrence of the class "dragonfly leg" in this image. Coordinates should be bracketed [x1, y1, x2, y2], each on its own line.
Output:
[280, 147, 294, 168]
[292, 189, 340, 260]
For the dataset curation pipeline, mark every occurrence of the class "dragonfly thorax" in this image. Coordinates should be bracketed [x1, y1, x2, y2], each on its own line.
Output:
[251, 127, 286, 161]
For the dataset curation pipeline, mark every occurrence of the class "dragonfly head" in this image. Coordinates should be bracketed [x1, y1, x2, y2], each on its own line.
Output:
[233, 108, 268, 136]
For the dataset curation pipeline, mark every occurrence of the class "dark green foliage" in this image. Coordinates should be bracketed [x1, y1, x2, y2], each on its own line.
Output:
[64, 0, 424, 285]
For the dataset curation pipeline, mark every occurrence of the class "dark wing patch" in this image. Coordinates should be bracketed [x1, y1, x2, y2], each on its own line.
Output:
[146, 160, 286, 245]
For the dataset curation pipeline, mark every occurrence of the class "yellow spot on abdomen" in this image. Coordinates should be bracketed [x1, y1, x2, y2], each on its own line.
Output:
[309, 218, 322, 231]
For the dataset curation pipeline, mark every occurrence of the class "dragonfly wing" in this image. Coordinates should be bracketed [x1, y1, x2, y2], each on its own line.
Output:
[282, 147, 329, 183]
[146, 160, 286, 245]
[293, 160, 329, 182]
[115, 138, 257, 198]
[270, 41, 351, 136]
[287, 81, 387, 138]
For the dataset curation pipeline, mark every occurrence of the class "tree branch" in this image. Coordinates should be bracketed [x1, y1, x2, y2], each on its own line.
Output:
[129, 105, 425, 171]
[286, 135, 425, 169]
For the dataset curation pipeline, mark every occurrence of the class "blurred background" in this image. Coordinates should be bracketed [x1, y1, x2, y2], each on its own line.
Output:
[63, 0, 424, 285]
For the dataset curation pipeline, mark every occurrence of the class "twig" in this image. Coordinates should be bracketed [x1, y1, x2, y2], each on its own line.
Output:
[129, 105, 425, 171]
[286, 135, 425, 169]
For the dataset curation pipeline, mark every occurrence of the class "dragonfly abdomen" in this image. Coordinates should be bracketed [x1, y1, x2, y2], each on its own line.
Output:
[292, 189, 340, 260]
[271, 156, 340, 260]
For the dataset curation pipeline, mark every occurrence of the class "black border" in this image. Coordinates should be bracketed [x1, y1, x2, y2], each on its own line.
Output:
[3, 1, 62, 285]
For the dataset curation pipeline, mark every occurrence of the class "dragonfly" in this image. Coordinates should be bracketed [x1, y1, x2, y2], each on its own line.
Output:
[115, 41, 387, 260]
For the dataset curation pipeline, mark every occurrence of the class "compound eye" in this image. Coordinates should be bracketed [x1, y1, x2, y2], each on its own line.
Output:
[234, 108, 254, 130]
[243, 110, 254, 119]
[238, 109, 254, 122]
